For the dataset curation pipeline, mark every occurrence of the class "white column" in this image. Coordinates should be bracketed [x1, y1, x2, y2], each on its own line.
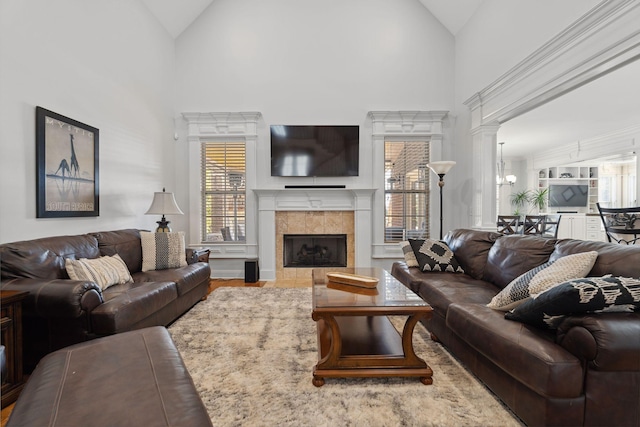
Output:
[470, 123, 500, 230]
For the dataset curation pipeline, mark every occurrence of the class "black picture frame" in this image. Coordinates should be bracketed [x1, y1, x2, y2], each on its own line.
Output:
[36, 107, 99, 218]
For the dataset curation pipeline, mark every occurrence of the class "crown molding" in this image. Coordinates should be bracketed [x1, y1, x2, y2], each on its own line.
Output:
[464, 0, 640, 126]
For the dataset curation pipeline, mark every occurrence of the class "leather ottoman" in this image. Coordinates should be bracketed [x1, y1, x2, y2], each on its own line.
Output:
[7, 326, 212, 427]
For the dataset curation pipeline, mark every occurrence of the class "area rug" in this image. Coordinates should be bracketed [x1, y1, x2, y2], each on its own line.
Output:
[168, 287, 523, 426]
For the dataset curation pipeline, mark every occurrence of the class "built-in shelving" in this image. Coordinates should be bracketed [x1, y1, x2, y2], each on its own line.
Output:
[537, 166, 599, 213]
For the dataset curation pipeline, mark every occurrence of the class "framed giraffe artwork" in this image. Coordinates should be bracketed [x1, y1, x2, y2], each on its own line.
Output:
[36, 107, 99, 218]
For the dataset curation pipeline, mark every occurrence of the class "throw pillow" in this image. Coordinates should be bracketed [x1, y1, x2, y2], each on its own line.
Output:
[399, 240, 419, 268]
[408, 239, 464, 273]
[65, 254, 132, 291]
[487, 251, 598, 311]
[141, 231, 188, 272]
[505, 276, 640, 329]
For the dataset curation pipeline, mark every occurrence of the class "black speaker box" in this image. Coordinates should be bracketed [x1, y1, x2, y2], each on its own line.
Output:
[245, 259, 259, 283]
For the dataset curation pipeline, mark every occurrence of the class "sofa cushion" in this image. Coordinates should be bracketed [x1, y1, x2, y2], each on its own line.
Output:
[65, 254, 132, 291]
[399, 241, 419, 267]
[444, 229, 502, 280]
[409, 239, 464, 273]
[92, 229, 143, 274]
[506, 276, 640, 329]
[483, 235, 557, 289]
[409, 272, 499, 318]
[140, 232, 188, 272]
[487, 251, 598, 311]
[551, 238, 640, 278]
[91, 281, 178, 334]
[133, 263, 210, 297]
[0, 235, 100, 280]
[446, 303, 584, 398]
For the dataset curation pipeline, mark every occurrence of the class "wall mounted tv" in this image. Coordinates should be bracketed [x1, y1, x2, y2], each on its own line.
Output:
[548, 184, 589, 207]
[270, 125, 359, 177]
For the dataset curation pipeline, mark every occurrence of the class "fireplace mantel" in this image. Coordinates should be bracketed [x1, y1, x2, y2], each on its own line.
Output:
[253, 188, 376, 211]
[254, 188, 376, 280]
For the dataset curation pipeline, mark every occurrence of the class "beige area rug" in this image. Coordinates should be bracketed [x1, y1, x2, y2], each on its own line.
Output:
[168, 287, 523, 426]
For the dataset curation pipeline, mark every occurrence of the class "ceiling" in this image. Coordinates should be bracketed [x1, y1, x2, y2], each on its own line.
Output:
[141, 0, 639, 161]
[141, 0, 483, 38]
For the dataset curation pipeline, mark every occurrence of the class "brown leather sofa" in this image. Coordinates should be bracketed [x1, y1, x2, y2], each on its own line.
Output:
[392, 229, 640, 427]
[6, 326, 213, 427]
[0, 229, 210, 372]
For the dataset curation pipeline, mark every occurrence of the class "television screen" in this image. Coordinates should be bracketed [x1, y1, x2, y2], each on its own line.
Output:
[270, 125, 359, 177]
[548, 184, 589, 207]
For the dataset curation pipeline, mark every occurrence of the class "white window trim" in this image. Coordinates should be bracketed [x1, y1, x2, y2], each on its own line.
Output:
[183, 112, 261, 259]
[367, 111, 448, 259]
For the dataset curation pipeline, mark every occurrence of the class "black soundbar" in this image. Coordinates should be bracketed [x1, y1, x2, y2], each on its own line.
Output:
[284, 185, 346, 189]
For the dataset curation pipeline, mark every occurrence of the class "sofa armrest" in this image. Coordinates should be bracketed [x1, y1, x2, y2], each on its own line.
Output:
[556, 312, 640, 371]
[0, 278, 103, 318]
[186, 248, 210, 265]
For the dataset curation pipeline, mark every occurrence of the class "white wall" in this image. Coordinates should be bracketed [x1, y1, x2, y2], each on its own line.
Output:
[172, 0, 456, 243]
[451, 0, 601, 229]
[0, 0, 175, 243]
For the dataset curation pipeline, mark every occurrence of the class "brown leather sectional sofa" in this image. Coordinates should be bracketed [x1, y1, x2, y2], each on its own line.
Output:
[0, 229, 211, 372]
[392, 229, 640, 427]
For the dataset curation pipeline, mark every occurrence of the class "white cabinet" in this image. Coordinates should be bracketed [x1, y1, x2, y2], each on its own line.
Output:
[557, 214, 586, 240]
[537, 166, 599, 213]
[585, 216, 606, 241]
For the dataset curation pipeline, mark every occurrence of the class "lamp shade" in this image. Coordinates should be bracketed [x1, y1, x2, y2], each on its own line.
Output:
[427, 161, 456, 175]
[506, 174, 517, 185]
[145, 189, 184, 215]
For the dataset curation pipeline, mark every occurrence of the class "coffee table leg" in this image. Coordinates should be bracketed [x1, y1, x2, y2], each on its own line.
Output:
[402, 313, 433, 385]
[312, 376, 325, 387]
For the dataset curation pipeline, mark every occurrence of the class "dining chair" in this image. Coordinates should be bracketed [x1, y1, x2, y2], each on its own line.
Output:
[542, 214, 562, 238]
[497, 215, 520, 235]
[523, 215, 546, 235]
[596, 203, 640, 245]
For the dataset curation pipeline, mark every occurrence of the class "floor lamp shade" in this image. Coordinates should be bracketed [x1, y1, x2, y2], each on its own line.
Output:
[145, 188, 184, 232]
[427, 161, 456, 240]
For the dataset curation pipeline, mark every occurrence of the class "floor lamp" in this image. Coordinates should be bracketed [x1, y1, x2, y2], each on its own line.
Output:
[427, 161, 456, 240]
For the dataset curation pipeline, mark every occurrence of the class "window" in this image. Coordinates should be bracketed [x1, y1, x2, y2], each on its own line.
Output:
[201, 141, 246, 242]
[384, 141, 430, 242]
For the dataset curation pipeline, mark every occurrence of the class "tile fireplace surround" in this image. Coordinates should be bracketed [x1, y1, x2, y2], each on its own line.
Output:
[254, 189, 375, 281]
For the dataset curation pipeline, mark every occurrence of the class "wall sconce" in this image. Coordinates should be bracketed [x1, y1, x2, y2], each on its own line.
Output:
[506, 175, 517, 186]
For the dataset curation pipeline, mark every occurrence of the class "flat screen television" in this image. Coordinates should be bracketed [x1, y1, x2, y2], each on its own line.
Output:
[270, 125, 359, 177]
[548, 184, 589, 207]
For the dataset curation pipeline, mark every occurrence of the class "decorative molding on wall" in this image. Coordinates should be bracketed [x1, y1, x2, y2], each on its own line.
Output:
[531, 123, 640, 169]
[369, 110, 448, 137]
[464, 0, 640, 127]
[182, 112, 261, 139]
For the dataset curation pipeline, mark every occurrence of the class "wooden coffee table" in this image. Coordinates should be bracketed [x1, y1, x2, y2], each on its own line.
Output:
[311, 267, 433, 387]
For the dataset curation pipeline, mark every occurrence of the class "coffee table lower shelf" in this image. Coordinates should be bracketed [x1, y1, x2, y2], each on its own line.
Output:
[311, 314, 433, 387]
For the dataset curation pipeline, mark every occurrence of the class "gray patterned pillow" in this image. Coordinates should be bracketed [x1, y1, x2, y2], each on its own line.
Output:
[409, 239, 464, 273]
[506, 276, 640, 329]
[141, 231, 188, 272]
[487, 251, 598, 311]
[65, 254, 132, 291]
[399, 240, 419, 267]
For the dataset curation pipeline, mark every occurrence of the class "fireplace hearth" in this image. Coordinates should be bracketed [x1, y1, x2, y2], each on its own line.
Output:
[283, 234, 347, 268]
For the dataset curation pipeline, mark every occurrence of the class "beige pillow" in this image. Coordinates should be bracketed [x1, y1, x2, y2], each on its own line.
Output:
[141, 231, 188, 272]
[487, 251, 598, 311]
[399, 241, 419, 267]
[65, 254, 132, 291]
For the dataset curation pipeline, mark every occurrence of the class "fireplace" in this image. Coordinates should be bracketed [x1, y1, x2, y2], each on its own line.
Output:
[283, 234, 347, 268]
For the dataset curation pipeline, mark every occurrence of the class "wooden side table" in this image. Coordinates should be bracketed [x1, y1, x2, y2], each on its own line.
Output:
[1, 290, 29, 408]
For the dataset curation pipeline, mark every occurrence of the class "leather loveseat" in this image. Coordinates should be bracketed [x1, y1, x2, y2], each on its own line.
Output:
[0, 229, 210, 372]
[391, 229, 640, 427]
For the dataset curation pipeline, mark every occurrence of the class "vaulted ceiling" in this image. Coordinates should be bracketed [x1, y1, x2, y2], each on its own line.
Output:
[140, 0, 639, 162]
[141, 0, 483, 38]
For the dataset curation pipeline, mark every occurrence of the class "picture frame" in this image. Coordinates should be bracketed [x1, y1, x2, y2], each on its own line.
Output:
[36, 107, 99, 218]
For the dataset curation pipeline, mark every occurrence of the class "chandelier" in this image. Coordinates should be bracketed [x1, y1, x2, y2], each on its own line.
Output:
[497, 142, 517, 187]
